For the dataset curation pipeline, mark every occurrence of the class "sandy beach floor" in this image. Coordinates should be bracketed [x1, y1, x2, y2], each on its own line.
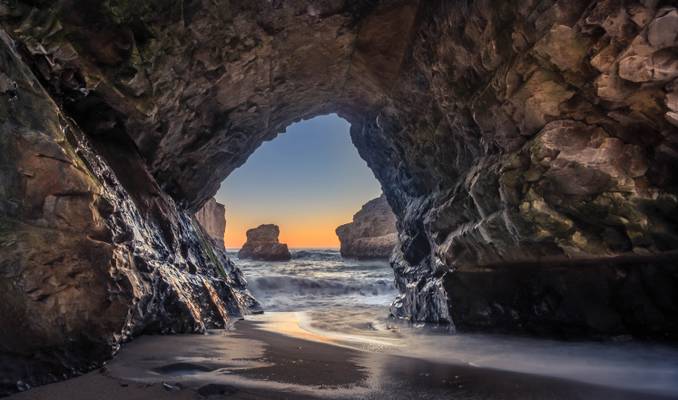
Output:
[8, 313, 677, 400]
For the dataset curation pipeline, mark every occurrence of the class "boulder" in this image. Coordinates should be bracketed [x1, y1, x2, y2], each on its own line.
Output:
[238, 225, 291, 261]
[336, 195, 398, 259]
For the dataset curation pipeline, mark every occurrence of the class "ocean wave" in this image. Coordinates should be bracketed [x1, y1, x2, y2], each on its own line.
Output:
[320, 263, 391, 273]
[291, 249, 342, 261]
[248, 275, 396, 298]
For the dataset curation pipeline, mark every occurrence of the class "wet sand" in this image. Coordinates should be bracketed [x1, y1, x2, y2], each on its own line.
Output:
[8, 315, 677, 400]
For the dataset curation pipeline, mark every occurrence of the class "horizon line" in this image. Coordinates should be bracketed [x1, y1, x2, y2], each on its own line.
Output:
[225, 246, 340, 251]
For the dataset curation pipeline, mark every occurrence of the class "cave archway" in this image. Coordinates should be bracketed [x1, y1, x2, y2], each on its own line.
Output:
[216, 114, 382, 250]
[2, 0, 678, 391]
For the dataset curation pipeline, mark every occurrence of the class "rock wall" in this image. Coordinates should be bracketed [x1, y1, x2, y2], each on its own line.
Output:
[0, 28, 259, 395]
[360, 1, 678, 336]
[195, 198, 226, 250]
[238, 224, 291, 261]
[1, 0, 678, 391]
[336, 195, 398, 259]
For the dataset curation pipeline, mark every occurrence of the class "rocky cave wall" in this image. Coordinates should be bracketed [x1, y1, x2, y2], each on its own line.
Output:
[357, 0, 678, 334]
[0, 11, 261, 392]
[1, 0, 678, 393]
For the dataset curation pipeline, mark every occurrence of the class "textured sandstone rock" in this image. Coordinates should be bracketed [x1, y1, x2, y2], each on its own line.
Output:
[238, 224, 291, 261]
[1, 0, 678, 392]
[195, 198, 226, 250]
[336, 195, 398, 259]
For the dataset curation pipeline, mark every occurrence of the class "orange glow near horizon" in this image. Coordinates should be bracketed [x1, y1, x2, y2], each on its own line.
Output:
[224, 210, 354, 249]
[216, 114, 382, 250]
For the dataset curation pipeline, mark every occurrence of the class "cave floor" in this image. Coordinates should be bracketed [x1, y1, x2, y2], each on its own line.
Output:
[7, 315, 677, 400]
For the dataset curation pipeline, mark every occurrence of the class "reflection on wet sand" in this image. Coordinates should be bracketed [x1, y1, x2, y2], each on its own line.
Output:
[104, 316, 374, 399]
[10, 312, 678, 400]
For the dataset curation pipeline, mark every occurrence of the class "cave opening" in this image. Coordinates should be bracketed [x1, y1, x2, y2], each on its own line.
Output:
[205, 113, 399, 319]
[217, 113, 381, 250]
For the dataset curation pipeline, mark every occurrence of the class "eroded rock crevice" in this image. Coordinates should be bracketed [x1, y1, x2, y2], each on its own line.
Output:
[1, 0, 678, 393]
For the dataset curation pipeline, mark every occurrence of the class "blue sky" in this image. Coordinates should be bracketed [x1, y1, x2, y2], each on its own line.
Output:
[215, 114, 382, 248]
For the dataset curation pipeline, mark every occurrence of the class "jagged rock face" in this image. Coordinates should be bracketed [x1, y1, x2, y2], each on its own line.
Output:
[238, 224, 291, 261]
[1, 0, 678, 390]
[195, 198, 226, 250]
[0, 0, 420, 211]
[0, 29, 259, 395]
[336, 195, 398, 259]
[373, 1, 678, 335]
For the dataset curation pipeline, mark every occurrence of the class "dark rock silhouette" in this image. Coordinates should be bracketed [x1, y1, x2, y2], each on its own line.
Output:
[238, 224, 291, 261]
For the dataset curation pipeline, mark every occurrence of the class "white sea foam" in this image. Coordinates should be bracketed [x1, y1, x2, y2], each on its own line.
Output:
[231, 249, 397, 311]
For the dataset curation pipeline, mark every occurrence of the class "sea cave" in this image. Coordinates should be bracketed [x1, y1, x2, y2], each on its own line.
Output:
[1, 1, 678, 399]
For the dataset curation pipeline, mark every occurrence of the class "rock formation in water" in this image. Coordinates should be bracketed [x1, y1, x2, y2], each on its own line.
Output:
[1, 0, 678, 393]
[238, 224, 292, 261]
[195, 198, 226, 250]
[336, 195, 398, 259]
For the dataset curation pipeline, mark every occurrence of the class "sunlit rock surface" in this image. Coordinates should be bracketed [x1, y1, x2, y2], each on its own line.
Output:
[194, 198, 226, 250]
[336, 195, 397, 259]
[1, 0, 678, 393]
[238, 224, 291, 261]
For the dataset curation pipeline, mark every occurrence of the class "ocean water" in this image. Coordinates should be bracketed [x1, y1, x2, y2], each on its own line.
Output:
[227, 248, 397, 312]
[229, 249, 678, 397]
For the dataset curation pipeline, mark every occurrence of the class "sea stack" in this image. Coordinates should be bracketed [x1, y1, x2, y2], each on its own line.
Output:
[238, 224, 292, 261]
[194, 198, 226, 250]
[336, 195, 398, 259]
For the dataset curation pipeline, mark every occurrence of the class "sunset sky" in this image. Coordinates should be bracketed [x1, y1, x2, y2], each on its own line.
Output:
[215, 114, 382, 249]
